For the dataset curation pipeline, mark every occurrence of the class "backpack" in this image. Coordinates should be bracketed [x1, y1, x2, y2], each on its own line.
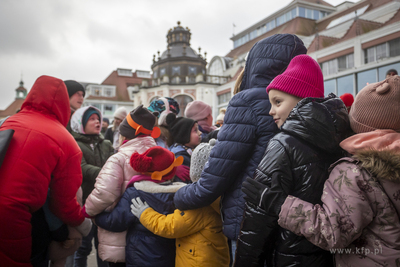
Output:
[0, 116, 14, 168]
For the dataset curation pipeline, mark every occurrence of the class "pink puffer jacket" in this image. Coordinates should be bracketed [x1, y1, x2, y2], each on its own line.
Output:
[85, 136, 156, 262]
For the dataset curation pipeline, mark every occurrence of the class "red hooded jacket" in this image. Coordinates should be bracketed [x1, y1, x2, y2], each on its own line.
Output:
[0, 75, 84, 266]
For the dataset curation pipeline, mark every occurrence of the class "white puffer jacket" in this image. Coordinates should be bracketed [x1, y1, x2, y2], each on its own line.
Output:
[85, 136, 156, 262]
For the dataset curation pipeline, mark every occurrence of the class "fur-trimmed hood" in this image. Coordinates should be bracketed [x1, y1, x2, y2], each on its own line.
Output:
[340, 130, 400, 217]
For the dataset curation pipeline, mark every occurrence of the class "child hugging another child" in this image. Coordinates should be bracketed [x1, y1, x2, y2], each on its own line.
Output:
[235, 55, 351, 267]
[130, 139, 230, 267]
[95, 147, 186, 267]
[83, 105, 160, 265]
[166, 113, 202, 183]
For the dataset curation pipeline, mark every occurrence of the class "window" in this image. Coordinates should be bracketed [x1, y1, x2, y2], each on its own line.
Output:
[313, 10, 320, 20]
[337, 75, 354, 96]
[160, 68, 166, 76]
[306, 8, 313, 19]
[324, 79, 336, 96]
[337, 54, 354, 71]
[250, 29, 257, 40]
[172, 66, 180, 75]
[91, 86, 102, 96]
[299, 7, 305, 17]
[357, 69, 377, 92]
[188, 66, 197, 75]
[322, 59, 338, 76]
[209, 59, 224, 79]
[365, 47, 375, 63]
[104, 105, 115, 116]
[218, 92, 231, 105]
[389, 38, 400, 57]
[376, 43, 388, 60]
[103, 88, 115, 97]
[117, 69, 133, 77]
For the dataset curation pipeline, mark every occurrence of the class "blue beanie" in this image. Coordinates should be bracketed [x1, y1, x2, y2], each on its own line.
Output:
[82, 108, 101, 130]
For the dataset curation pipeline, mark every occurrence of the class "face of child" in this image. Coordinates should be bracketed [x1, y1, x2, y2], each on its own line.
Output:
[84, 114, 101, 135]
[185, 123, 202, 149]
[269, 89, 302, 128]
[69, 91, 84, 111]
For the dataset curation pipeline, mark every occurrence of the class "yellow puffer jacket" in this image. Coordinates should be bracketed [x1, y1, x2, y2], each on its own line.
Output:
[139, 198, 229, 267]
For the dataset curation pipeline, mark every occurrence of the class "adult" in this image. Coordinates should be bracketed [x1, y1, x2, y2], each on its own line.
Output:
[173, 34, 307, 256]
[64, 80, 85, 133]
[184, 100, 216, 141]
[104, 107, 127, 152]
[386, 68, 398, 78]
[0, 75, 87, 267]
[101, 117, 110, 135]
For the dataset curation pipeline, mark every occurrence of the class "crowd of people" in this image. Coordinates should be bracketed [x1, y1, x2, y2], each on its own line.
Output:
[0, 33, 399, 267]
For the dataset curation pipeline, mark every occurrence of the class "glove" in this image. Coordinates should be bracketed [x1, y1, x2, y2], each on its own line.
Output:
[76, 218, 92, 237]
[242, 177, 287, 216]
[131, 197, 150, 219]
[175, 165, 190, 182]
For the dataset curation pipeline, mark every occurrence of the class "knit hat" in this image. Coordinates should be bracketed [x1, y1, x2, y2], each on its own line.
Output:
[102, 117, 110, 124]
[82, 107, 101, 130]
[166, 113, 196, 145]
[340, 93, 354, 111]
[266, 55, 324, 98]
[130, 147, 183, 181]
[190, 139, 216, 182]
[350, 75, 400, 134]
[184, 100, 212, 121]
[148, 97, 180, 126]
[216, 108, 226, 122]
[113, 107, 127, 121]
[64, 80, 85, 98]
[119, 105, 161, 139]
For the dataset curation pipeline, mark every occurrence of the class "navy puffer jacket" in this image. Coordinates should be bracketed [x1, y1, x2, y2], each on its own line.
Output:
[174, 34, 307, 240]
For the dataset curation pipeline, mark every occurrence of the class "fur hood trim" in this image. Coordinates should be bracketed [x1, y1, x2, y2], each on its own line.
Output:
[354, 150, 400, 183]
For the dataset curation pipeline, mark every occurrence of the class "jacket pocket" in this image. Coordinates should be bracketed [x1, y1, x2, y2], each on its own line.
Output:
[178, 242, 195, 256]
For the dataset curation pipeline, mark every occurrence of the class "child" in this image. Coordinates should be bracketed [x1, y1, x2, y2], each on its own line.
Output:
[166, 113, 201, 183]
[83, 105, 160, 264]
[130, 138, 230, 267]
[235, 55, 351, 267]
[274, 75, 400, 267]
[95, 147, 186, 267]
[70, 106, 114, 266]
[184, 100, 217, 141]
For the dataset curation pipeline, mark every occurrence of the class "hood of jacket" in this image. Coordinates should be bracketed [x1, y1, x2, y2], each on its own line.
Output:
[282, 94, 350, 153]
[241, 34, 307, 91]
[21, 75, 71, 127]
[341, 130, 400, 218]
[71, 105, 102, 134]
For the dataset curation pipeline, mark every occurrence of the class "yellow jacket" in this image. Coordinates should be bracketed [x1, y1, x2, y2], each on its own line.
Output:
[140, 199, 230, 267]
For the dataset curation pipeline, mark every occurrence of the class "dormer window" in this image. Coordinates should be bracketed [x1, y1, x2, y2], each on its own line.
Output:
[117, 68, 133, 77]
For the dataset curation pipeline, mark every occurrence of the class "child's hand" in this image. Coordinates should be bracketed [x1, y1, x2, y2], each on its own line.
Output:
[62, 239, 75, 249]
[131, 197, 150, 219]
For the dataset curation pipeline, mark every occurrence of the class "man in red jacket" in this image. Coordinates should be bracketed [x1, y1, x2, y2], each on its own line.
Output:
[0, 75, 87, 267]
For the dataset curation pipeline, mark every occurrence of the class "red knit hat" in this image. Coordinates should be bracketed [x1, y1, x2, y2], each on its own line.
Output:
[340, 93, 354, 112]
[266, 55, 324, 98]
[130, 147, 183, 181]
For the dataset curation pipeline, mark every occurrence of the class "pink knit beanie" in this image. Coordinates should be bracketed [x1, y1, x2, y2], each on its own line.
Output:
[266, 55, 324, 98]
[350, 75, 400, 134]
[184, 100, 212, 121]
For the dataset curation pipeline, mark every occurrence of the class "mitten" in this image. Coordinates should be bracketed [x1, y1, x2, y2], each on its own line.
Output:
[175, 165, 190, 182]
[131, 197, 150, 219]
[76, 218, 92, 237]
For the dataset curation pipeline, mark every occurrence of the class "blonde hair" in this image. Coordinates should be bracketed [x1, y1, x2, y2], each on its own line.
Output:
[233, 68, 245, 95]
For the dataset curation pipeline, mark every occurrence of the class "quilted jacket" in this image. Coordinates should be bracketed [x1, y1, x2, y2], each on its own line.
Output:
[84, 136, 156, 262]
[174, 34, 307, 240]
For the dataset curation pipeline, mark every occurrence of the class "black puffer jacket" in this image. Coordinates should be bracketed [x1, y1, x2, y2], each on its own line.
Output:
[235, 94, 350, 267]
[174, 34, 307, 241]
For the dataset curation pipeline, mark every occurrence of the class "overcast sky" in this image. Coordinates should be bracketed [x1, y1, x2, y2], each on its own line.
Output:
[0, 0, 347, 109]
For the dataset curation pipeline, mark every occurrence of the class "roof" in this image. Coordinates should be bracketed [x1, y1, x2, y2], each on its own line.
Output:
[0, 99, 25, 118]
[226, 17, 316, 59]
[85, 71, 149, 102]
